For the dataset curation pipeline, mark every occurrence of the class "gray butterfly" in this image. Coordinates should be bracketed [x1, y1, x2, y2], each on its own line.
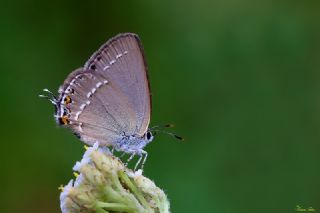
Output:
[40, 33, 181, 170]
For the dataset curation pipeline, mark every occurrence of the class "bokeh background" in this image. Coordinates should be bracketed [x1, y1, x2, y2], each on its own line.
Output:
[1, 0, 319, 212]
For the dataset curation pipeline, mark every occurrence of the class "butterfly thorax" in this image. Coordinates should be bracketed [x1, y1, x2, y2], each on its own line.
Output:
[114, 132, 153, 154]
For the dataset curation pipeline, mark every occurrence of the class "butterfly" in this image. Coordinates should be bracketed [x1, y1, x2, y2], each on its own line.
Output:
[40, 33, 182, 170]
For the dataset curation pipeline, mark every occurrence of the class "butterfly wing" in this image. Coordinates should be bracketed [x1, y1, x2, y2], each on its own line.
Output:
[56, 33, 151, 146]
[84, 33, 151, 136]
[57, 68, 139, 146]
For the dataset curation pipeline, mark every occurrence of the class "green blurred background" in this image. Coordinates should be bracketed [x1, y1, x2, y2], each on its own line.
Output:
[1, 0, 319, 212]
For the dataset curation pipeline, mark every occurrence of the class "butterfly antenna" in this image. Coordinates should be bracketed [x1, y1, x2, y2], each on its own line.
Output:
[150, 123, 175, 130]
[39, 88, 57, 105]
[151, 129, 184, 141]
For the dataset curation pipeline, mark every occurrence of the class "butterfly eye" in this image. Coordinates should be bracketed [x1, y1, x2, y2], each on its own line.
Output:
[146, 132, 153, 141]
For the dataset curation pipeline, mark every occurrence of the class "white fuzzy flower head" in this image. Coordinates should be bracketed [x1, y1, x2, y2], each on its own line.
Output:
[59, 144, 170, 213]
[60, 180, 74, 213]
[72, 142, 99, 171]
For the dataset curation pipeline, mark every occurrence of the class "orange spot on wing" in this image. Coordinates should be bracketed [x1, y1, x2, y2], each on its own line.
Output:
[59, 116, 70, 125]
[64, 96, 72, 104]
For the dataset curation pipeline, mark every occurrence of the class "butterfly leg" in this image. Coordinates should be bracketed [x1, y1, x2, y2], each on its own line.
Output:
[134, 153, 143, 171]
[125, 152, 135, 166]
[141, 150, 148, 170]
[134, 150, 148, 171]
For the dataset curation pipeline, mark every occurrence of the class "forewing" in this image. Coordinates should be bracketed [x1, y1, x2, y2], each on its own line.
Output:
[84, 33, 151, 136]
